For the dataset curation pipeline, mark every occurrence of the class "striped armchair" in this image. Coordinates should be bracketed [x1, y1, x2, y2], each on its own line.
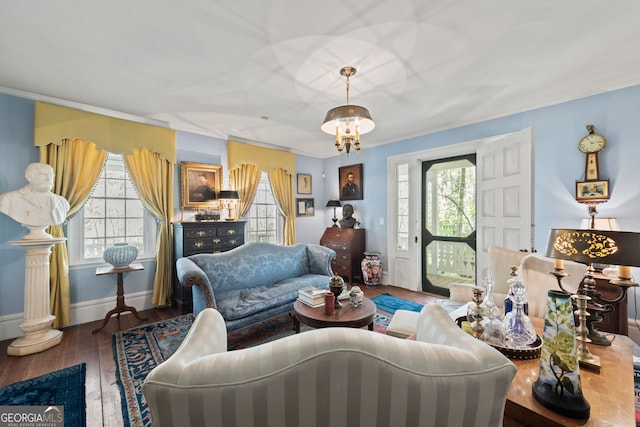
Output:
[143, 304, 516, 427]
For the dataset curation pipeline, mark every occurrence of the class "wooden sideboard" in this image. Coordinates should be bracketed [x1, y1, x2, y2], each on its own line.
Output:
[172, 221, 245, 313]
[504, 317, 635, 427]
[320, 227, 365, 285]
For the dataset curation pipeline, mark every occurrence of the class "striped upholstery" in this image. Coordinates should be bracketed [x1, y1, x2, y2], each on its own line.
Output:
[143, 304, 516, 427]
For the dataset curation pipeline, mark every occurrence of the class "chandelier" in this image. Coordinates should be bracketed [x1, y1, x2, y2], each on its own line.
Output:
[321, 66, 375, 154]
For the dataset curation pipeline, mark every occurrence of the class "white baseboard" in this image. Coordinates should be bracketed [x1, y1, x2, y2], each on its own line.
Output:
[0, 290, 154, 342]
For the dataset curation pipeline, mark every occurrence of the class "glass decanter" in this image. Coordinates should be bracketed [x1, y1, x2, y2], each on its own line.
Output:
[479, 267, 505, 346]
[502, 268, 536, 349]
[503, 265, 528, 315]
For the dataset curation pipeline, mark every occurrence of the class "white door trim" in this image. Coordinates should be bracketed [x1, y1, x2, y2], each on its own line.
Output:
[386, 127, 533, 291]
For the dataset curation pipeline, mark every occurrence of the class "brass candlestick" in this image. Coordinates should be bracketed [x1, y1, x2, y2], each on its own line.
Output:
[573, 293, 601, 372]
[550, 267, 601, 371]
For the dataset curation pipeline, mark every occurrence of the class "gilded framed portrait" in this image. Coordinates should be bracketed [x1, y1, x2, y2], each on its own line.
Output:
[297, 173, 312, 194]
[576, 179, 610, 203]
[296, 198, 315, 217]
[180, 162, 222, 209]
[339, 163, 363, 201]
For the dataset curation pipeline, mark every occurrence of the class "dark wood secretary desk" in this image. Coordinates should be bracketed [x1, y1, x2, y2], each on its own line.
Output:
[320, 227, 365, 285]
[172, 221, 245, 313]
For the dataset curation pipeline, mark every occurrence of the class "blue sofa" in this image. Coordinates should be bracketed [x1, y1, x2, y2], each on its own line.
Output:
[176, 242, 336, 332]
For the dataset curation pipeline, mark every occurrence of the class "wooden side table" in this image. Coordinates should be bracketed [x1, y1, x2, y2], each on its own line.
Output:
[407, 315, 635, 426]
[92, 262, 147, 333]
[504, 317, 635, 426]
[293, 297, 376, 332]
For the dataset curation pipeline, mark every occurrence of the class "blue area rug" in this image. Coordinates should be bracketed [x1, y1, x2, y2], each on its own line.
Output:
[113, 311, 391, 427]
[370, 292, 424, 314]
[0, 363, 86, 427]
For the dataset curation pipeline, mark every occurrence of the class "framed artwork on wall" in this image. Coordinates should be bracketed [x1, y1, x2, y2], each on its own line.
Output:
[575, 179, 609, 203]
[297, 173, 312, 194]
[180, 161, 222, 210]
[339, 163, 363, 201]
[296, 198, 315, 216]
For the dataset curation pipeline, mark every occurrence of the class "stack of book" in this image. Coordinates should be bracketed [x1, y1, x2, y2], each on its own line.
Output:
[297, 286, 327, 307]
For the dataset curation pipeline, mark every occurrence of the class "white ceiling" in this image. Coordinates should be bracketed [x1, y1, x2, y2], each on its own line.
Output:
[2, 1, 640, 158]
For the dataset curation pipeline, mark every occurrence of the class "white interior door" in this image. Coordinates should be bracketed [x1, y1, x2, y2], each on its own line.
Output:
[387, 128, 533, 291]
[476, 128, 533, 275]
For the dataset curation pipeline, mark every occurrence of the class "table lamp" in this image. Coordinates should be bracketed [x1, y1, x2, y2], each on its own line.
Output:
[579, 217, 619, 272]
[326, 199, 342, 227]
[546, 228, 640, 367]
[218, 190, 240, 221]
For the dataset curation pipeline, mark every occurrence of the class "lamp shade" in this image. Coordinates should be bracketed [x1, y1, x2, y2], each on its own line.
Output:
[546, 229, 640, 267]
[326, 199, 342, 208]
[321, 105, 375, 135]
[218, 190, 239, 200]
[579, 218, 620, 231]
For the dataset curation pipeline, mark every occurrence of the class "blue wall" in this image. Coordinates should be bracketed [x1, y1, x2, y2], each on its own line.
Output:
[1, 84, 640, 322]
[0, 95, 40, 316]
[349, 85, 640, 257]
[295, 154, 328, 242]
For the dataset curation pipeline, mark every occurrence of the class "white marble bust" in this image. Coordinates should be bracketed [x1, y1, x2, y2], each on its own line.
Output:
[0, 163, 70, 239]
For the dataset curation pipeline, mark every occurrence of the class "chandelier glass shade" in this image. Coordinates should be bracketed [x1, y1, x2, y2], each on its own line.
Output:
[321, 66, 374, 154]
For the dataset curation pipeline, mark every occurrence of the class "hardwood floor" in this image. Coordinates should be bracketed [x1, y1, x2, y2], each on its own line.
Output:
[0, 306, 182, 427]
[0, 284, 439, 427]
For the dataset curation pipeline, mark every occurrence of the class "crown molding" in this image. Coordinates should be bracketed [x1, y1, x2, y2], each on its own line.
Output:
[0, 86, 171, 129]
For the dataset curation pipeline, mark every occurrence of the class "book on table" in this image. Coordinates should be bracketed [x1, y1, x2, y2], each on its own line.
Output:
[298, 286, 327, 299]
[297, 297, 325, 308]
[297, 292, 326, 306]
[299, 286, 350, 303]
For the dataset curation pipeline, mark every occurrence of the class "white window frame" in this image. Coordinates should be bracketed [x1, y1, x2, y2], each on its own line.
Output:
[243, 172, 284, 245]
[67, 154, 157, 268]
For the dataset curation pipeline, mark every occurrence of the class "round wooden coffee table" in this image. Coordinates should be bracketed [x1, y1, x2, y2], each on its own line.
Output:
[293, 297, 376, 333]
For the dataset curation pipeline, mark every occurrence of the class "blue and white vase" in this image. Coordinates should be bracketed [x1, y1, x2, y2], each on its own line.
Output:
[103, 242, 138, 268]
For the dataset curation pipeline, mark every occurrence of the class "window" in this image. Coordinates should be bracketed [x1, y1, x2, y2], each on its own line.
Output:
[67, 153, 157, 266]
[396, 163, 410, 251]
[244, 172, 283, 244]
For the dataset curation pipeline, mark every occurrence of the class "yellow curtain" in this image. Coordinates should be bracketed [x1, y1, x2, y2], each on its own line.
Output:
[35, 102, 177, 309]
[35, 102, 176, 163]
[227, 140, 295, 177]
[40, 138, 108, 328]
[268, 168, 296, 245]
[124, 149, 174, 307]
[229, 163, 261, 218]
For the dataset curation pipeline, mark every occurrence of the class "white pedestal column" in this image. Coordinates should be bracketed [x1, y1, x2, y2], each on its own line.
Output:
[7, 237, 65, 356]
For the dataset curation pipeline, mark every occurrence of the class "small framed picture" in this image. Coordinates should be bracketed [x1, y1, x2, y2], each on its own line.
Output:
[339, 163, 363, 201]
[297, 173, 312, 194]
[180, 162, 222, 210]
[296, 198, 315, 216]
[576, 180, 610, 202]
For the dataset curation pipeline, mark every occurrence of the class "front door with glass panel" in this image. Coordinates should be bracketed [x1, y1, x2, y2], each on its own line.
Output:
[422, 154, 476, 296]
